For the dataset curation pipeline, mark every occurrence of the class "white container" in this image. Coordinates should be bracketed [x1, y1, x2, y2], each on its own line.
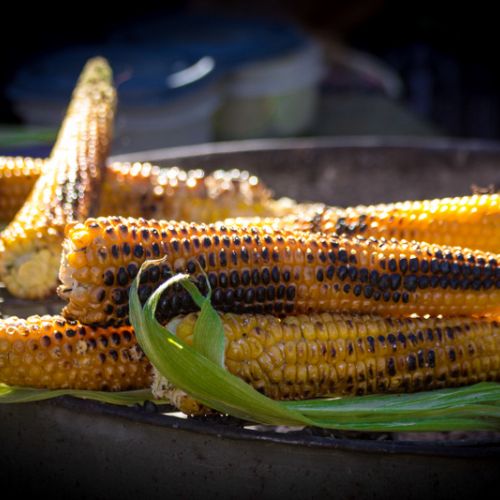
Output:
[215, 43, 324, 140]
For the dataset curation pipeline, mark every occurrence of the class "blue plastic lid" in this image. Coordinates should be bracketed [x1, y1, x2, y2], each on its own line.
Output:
[112, 13, 308, 71]
[9, 43, 217, 105]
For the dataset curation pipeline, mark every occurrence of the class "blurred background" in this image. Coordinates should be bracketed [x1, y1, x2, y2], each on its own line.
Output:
[1, 1, 499, 156]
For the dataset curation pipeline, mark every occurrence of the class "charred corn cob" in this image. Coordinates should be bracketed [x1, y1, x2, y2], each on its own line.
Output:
[0, 157, 44, 223]
[0, 315, 152, 390]
[164, 312, 500, 400]
[250, 194, 500, 253]
[58, 217, 500, 326]
[0, 58, 116, 299]
[0, 157, 289, 224]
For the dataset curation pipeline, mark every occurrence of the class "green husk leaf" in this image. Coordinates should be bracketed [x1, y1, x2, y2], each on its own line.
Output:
[130, 267, 500, 432]
[0, 383, 158, 406]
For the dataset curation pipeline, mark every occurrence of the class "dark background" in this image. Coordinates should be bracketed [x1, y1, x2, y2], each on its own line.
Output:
[2, 0, 499, 139]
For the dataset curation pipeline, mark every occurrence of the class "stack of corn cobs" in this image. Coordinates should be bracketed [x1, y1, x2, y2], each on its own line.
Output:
[0, 58, 499, 416]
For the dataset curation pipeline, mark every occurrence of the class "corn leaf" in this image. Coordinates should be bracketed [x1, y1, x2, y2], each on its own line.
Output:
[0, 383, 158, 406]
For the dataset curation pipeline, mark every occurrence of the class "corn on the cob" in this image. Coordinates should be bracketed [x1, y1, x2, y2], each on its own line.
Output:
[0, 157, 44, 223]
[0, 315, 152, 390]
[252, 194, 500, 253]
[58, 217, 500, 326]
[0, 58, 116, 299]
[0, 157, 288, 224]
[165, 312, 500, 400]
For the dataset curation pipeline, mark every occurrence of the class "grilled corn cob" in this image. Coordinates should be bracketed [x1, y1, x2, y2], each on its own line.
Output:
[244, 194, 500, 253]
[0, 58, 116, 299]
[59, 217, 500, 326]
[0, 157, 44, 223]
[0, 157, 288, 224]
[163, 312, 500, 401]
[0, 315, 152, 390]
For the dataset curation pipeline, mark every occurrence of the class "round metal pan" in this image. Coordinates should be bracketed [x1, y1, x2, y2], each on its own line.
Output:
[2, 137, 500, 499]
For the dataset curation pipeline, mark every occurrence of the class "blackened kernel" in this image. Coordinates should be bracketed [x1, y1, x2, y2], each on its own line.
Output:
[306, 251, 314, 263]
[430, 276, 440, 288]
[359, 268, 369, 283]
[326, 265, 335, 280]
[138, 285, 152, 304]
[229, 250, 237, 266]
[219, 273, 228, 288]
[198, 255, 207, 269]
[272, 250, 280, 262]
[104, 270, 115, 286]
[96, 289, 106, 302]
[54, 332, 63, 341]
[383, 291, 391, 302]
[213, 235, 220, 246]
[390, 274, 401, 290]
[338, 249, 348, 263]
[430, 259, 440, 273]
[241, 270, 251, 286]
[230, 271, 240, 287]
[235, 287, 245, 301]
[212, 289, 224, 305]
[219, 250, 227, 267]
[192, 237, 200, 250]
[378, 274, 390, 290]
[262, 247, 270, 261]
[182, 239, 190, 252]
[186, 261, 197, 274]
[363, 286, 374, 299]
[407, 354, 417, 371]
[369, 270, 379, 285]
[208, 253, 216, 267]
[104, 304, 114, 315]
[282, 270, 291, 282]
[409, 257, 419, 273]
[316, 269, 324, 281]
[240, 248, 249, 263]
[277, 285, 286, 299]
[222, 236, 231, 247]
[388, 258, 397, 272]
[284, 303, 294, 313]
[66, 329, 76, 338]
[243, 235, 252, 244]
[403, 275, 417, 292]
[99, 353, 107, 363]
[245, 288, 255, 304]
[318, 251, 327, 263]
[99, 335, 108, 348]
[402, 292, 409, 303]
[127, 263, 138, 279]
[393, 291, 401, 303]
[420, 260, 429, 273]
[417, 350, 425, 367]
[271, 266, 280, 283]
[256, 287, 266, 302]
[337, 266, 348, 280]
[448, 348, 456, 362]
[208, 273, 218, 289]
[343, 283, 351, 293]
[348, 267, 358, 281]
[440, 261, 451, 274]
[328, 250, 336, 263]
[366, 336, 375, 353]
[373, 290, 381, 301]
[133, 245, 144, 258]
[203, 236, 211, 248]
[399, 258, 408, 273]
[353, 285, 362, 297]
[251, 269, 260, 285]
[224, 289, 235, 306]
[483, 279, 494, 290]
[267, 286, 275, 300]
[112, 289, 127, 305]
[270, 302, 282, 314]
[387, 357, 396, 376]
[286, 286, 296, 300]
[418, 276, 429, 289]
